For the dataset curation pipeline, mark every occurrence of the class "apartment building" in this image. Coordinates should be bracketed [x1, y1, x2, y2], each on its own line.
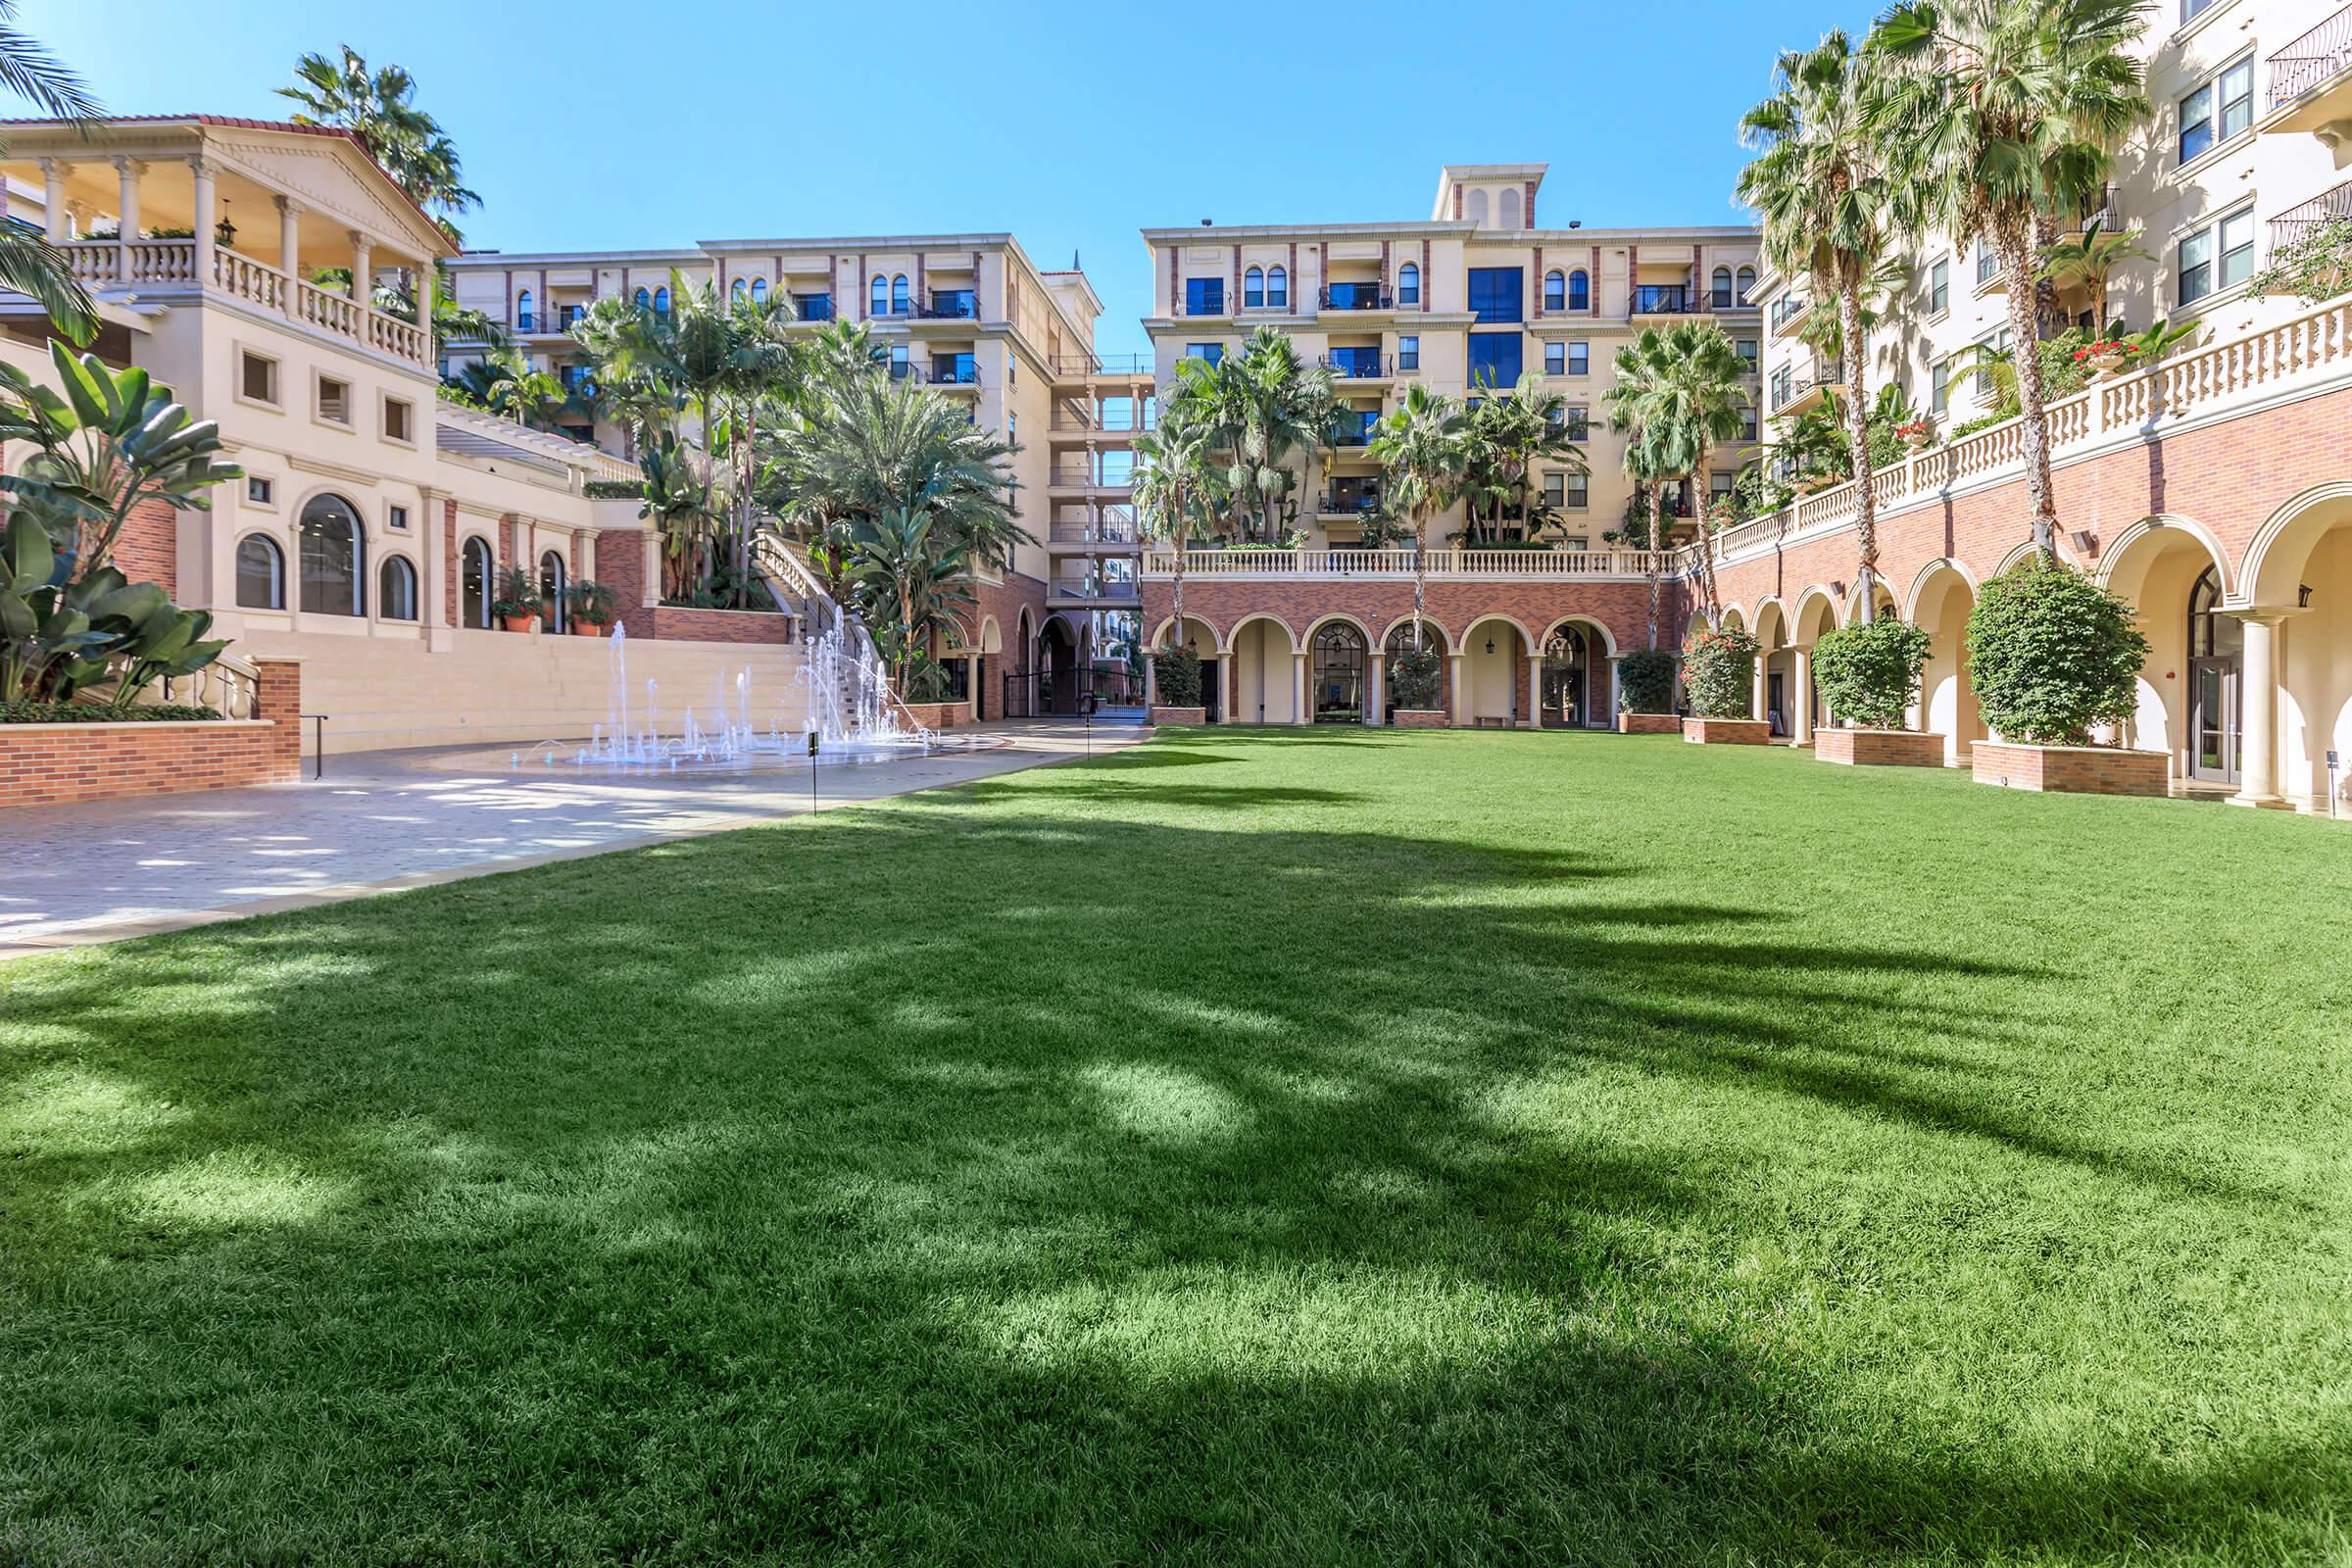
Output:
[1137, 163, 1761, 726]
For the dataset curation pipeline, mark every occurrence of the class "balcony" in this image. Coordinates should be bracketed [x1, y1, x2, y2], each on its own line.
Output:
[2266, 4, 2352, 144]
[1630, 284, 1708, 318]
[1140, 546, 1674, 581]
[2074, 185, 2117, 234]
[1769, 369, 1836, 416]
[1050, 521, 1140, 545]
[929, 355, 980, 386]
[514, 304, 586, 336]
[1049, 577, 1141, 605]
[792, 293, 834, 321]
[56, 238, 430, 367]
[1328, 411, 1381, 448]
[1319, 282, 1392, 312]
[1318, 480, 1384, 514]
[1322, 348, 1387, 379]
[2272, 178, 2352, 248]
[918, 290, 978, 319]
[1770, 293, 1813, 336]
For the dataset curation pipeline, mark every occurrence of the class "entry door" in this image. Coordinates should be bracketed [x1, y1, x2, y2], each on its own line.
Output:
[2188, 656, 2239, 784]
[1541, 662, 1585, 727]
[1767, 671, 1786, 736]
[1201, 660, 1223, 723]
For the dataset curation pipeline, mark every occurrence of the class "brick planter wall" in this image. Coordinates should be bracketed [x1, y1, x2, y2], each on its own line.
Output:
[900, 701, 970, 730]
[618, 606, 799, 645]
[1816, 727, 1947, 767]
[1683, 717, 1772, 745]
[1393, 710, 1449, 729]
[1, 657, 304, 808]
[1618, 712, 1680, 735]
[1150, 706, 1206, 725]
[1972, 741, 2169, 796]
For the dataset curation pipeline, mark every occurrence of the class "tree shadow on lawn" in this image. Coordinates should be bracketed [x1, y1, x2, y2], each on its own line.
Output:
[1, 804, 2339, 1563]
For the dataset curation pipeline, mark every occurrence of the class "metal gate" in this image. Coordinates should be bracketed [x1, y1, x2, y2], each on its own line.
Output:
[1002, 665, 1146, 719]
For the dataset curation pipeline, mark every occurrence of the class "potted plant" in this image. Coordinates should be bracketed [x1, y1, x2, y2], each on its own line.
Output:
[1965, 561, 2160, 795]
[1151, 645, 1205, 725]
[1896, 417, 1934, 453]
[2073, 339, 2139, 378]
[1615, 647, 1680, 734]
[1388, 639, 1447, 727]
[492, 565, 542, 633]
[1680, 625, 1769, 744]
[1808, 617, 1942, 765]
[565, 579, 617, 637]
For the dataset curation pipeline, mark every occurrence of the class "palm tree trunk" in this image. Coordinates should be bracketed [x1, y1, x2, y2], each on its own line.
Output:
[1689, 439, 1723, 631]
[1997, 211, 2061, 562]
[1412, 511, 1429, 650]
[1838, 278, 1880, 621]
[1643, 484, 1662, 650]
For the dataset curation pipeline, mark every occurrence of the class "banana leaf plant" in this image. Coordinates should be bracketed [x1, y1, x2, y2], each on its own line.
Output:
[0, 514, 229, 705]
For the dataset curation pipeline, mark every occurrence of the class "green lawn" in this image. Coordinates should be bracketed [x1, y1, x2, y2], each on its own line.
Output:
[4, 729, 2349, 1565]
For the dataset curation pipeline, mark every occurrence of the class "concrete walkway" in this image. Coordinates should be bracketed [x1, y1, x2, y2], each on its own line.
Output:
[0, 720, 1146, 960]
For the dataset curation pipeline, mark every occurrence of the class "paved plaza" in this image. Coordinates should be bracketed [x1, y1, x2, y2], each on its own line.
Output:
[0, 720, 1144, 959]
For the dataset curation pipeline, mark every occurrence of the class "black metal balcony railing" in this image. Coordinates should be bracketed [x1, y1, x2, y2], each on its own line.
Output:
[1631, 284, 1706, 316]
[1321, 486, 1383, 513]
[2271, 178, 2352, 248]
[1770, 374, 1820, 413]
[930, 357, 980, 385]
[1322, 349, 1386, 378]
[2076, 185, 2118, 233]
[1320, 283, 1392, 311]
[514, 305, 586, 334]
[1772, 294, 1812, 330]
[2270, 4, 2352, 112]
[920, 291, 978, 319]
[793, 293, 834, 321]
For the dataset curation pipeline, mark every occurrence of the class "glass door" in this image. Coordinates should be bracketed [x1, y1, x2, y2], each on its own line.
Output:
[2188, 656, 2238, 784]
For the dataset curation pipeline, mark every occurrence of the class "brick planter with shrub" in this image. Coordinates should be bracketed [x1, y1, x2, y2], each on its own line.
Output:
[1964, 562, 2158, 796]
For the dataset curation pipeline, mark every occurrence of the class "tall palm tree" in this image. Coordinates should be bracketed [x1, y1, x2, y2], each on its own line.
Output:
[1619, 324, 1750, 628]
[0, 1, 98, 342]
[1604, 329, 1679, 649]
[844, 507, 976, 702]
[1870, 0, 2152, 562]
[1740, 29, 1898, 618]
[1132, 405, 1216, 651]
[1457, 374, 1586, 545]
[1366, 383, 1467, 649]
[444, 350, 564, 429]
[278, 46, 479, 240]
[1187, 328, 1337, 544]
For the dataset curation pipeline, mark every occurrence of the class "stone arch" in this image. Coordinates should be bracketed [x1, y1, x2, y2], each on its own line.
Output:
[1537, 615, 1615, 728]
[2095, 515, 2233, 762]
[1149, 612, 1222, 655]
[1719, 603, 1747, 634]
[2095, 514, 2233, 603]
[1899, 558, 1979, 623]
[1454, 611, 1539, 654]
[1539, 613, 1619, 661]
[1460, 612, 1536, 727]
[1299, 611, 1376, 646]
[1788, 584, 1841, 646]
[1909, 560, 1983, 763]
[1749, 597, 1790, 650]
[2236, 483, 2352, 804]
[1843, 577, 1898, 625]
[1226, 612, 1301, 724]
[2240, 481, 2352, 611]
[978, 613, 1004, 656]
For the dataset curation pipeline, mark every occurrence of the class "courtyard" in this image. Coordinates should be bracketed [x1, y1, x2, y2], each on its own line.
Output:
[3, 728, 2347, 1563]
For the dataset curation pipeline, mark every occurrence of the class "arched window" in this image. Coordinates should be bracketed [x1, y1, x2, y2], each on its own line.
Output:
[235, 534, 283, 610]
[891, 273, 909, 314]
[1544, 270, 1566, 310]
[1244, 266, 1264, 309]
[1466, 188, 1490, 227]
[514, 288, 534, 331]
[1268, 265, 1288, 309]
[750, 277, 768, 305]
[653, 286, 671, 319]
[1712, 267, 1734, 308]
[870, 274, 889, 316]
[462, 536, 494, 629]
[297, 493, 364, 617]
[1498, 187, 1521, 229]
[539, 549, 567, 632]
[633, 286, 651, 312]
[1396, 262, 1419, 306]
[730, 278, 747, 304]
[1567, 270, 1591, 311]
[1736, 265, 1756, 304]
[378, 556, 418, 621]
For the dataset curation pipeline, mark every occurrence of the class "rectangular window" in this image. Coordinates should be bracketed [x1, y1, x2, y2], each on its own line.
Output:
[388, 503, 409, 531]
[317, 375, 351, 425]
[2179, 205, 2254, 303]
[1544, 340, 1565, 375]
[1184, 277, 1224, 316]
[1711, 471, 1736, 501]
[1185, 342, 1223, 366]
[1244, 271, 1264, 309]
[1564, 473, 1589, 510]
[246, 476, 273, 506]
[1396, 334, 1419, 371]
[2182, 0, 2217, 18]
[1467, 331, 1522, 387]
[1771, 366, 1792, 409]
[383, 397, 414, 444]
[1973, 327, 2013, 398]
[240, 350, 278, 405]
[1976, 240, 1996, 285]
[1562, 534, 1590, 552]
[2180, 56, 2252, 165]
[1544, 472, 1563, 508]
[1739, 403, 1758, 442]
[1929, 257, 1950, 315]
[1567, 340, 1590, 376]
[1466, 268, 1524, 323]
[1564, 404, 1590, 441]
[1932, 358, 1951, 415]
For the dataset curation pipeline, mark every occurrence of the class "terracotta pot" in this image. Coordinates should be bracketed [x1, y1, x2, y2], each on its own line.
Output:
[501, 613, 537, 633]
[1903, 430, 1932, 452]
[2088, 351, 2130, 378]
[569, 619, 605, 637]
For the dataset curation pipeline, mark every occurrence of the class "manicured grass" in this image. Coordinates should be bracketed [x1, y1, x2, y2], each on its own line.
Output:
[4, 729, 2349, 1564]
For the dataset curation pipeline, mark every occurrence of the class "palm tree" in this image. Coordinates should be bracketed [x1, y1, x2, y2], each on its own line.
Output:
[844, 508, 976, 702]
[1603, 330, 1681, 648]
[278, 46, 479, 240]
[1366, 383, 1467, 649]
[2039, 217, 2151, 326]
[1186, 328, 1337, 544]
[0, 1, 99, 342]
[1457, 373, 1585, 544]
[1870, 0, 2152, 562]
[444, 350, 564, 429]
[1618, 324, 1750, 627]
[1132, 405, 1216, 652]
[1740, 29, 1898, 618]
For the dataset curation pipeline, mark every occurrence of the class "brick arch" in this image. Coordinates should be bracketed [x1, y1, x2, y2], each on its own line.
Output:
[1453, 611, 1540, 652]
[1537, 613, 1618, 659]
[1788, 584, 1841, 645]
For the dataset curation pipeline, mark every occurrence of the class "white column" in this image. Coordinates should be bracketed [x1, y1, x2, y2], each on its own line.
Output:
[1524, 644, 1542, 729]
[37, 159, 65, 243]
[275, 195, 303, 296]
[112, 157, 142, 279]
[349, 231, 373, 307]
[1292, 650, 1309, 725]
[1447, 653, 1466, 727]
[1792, 647, 1814, 743]
[189, 156, 216, 285]
[1752, 654, 1768, 724]
[2233, 612, 2284, 807]
[1368, 653, 1386, 726]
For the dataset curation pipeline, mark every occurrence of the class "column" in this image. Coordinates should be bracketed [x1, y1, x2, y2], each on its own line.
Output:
[414, 252, 438, 357]
[349, 232, 373, 307]
[1144, 653, 1157, 710]
[1447, 653, 1466, 727]
[1221, 650, 1237, 724]
[1524, 644, 1543, 729]
[1752, 655, 1768, 724]
[1368, 653, 1386, 726]
[112, 157, 142, 279]
[1791, 647, 1814, 743]
[36, 158, 64, 243]
[2232, 612, 2284, 807]
[1292, 650, 1309, 725]
[189, 156, 216, 285]
[275, 195, 303, 293]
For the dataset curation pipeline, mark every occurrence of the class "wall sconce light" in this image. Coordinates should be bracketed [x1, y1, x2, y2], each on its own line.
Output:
[1485, 635, 1495, 655]
[2070, 529, 2098, 556]
[2300, 583, 2314, 609]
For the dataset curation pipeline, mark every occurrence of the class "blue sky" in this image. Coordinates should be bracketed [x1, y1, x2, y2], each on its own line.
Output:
[27, 0, 1877, 357]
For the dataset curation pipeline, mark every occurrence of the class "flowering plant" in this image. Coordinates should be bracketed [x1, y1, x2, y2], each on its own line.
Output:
[2071, 340, 2140, 362]
[1894, 418, 1933, 439]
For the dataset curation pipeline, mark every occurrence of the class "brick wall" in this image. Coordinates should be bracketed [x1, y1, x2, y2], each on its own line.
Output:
[1, 656, 303, 808]
[617, 606, 797, 644]
[597, 530, 646, 615]
[1142, 578, 1686, 660]
[1971, 741, 2168, 796]
[111, 496, 178, 597]
[1815, 727, 1946, 766]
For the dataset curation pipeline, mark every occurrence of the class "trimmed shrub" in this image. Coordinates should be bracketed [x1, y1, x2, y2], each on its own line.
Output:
[1682, 625, 1760, 718]
[1966, 562, 2149, 744]
[1811, 617, 1934, 729]
[1618, 648, 1679, 714]
[1152, 647, 1202, 708]
[2, 703, 221, 723]
[583, 479, 645, 500]
[1390, 642, 1444, 710]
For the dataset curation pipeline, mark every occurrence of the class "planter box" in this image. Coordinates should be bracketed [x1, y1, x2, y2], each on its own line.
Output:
[618, 606, 799, 645]
[568, 620, 609, 638]
[1393, 709, 1449, 729]
[898, 701, 970, 731]
[1815, 727, 1947, 766]
[1, 658, 304, 808]
[1683, 717, 1772, 745]
[1972, 741, 2168, 797]
[1617, 712, 1681, 735]
[1150, 706, 1206, 725]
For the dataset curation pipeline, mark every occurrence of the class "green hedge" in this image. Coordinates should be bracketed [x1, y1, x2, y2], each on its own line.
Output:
[1617, 649, 1678, 714]
[1682, 625, 1760, 718]
[1811, 617, 1933, 729]
[2, 703, 222, 724]
[1966, 562, 2149, 744]
[584, 479, 645, 500]
[1152, 648, 1202, 708]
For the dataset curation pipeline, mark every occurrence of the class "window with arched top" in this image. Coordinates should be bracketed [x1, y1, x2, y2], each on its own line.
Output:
[515, 288, 534, 331]
[1544, 270, 1566, 310]
[378, 556, 418, 621]
[1396, 262, 1419, 305]
[1712, 267, 1734, 308]
[1466, 188, 1490, 227]
[1736, 265, 1756, 304]
[1567, 270, 1590, 311]
[633, 286, 651, 312]
[870, 273, 889, 316]
[1267, 265, 1288, 309]
[750, 276, 768, 304]
[653, 286, 671, 319]
[539, 549, 567, 632]
[1244, 266, 1264, 309]
[298, 493, 364, 617]
[730, 278, 747, 303]
[235, 534, 283, 611]
[462, 536, 494, 629]
[1498, 187, 1520, 229]
[891, 273, 909, 314]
